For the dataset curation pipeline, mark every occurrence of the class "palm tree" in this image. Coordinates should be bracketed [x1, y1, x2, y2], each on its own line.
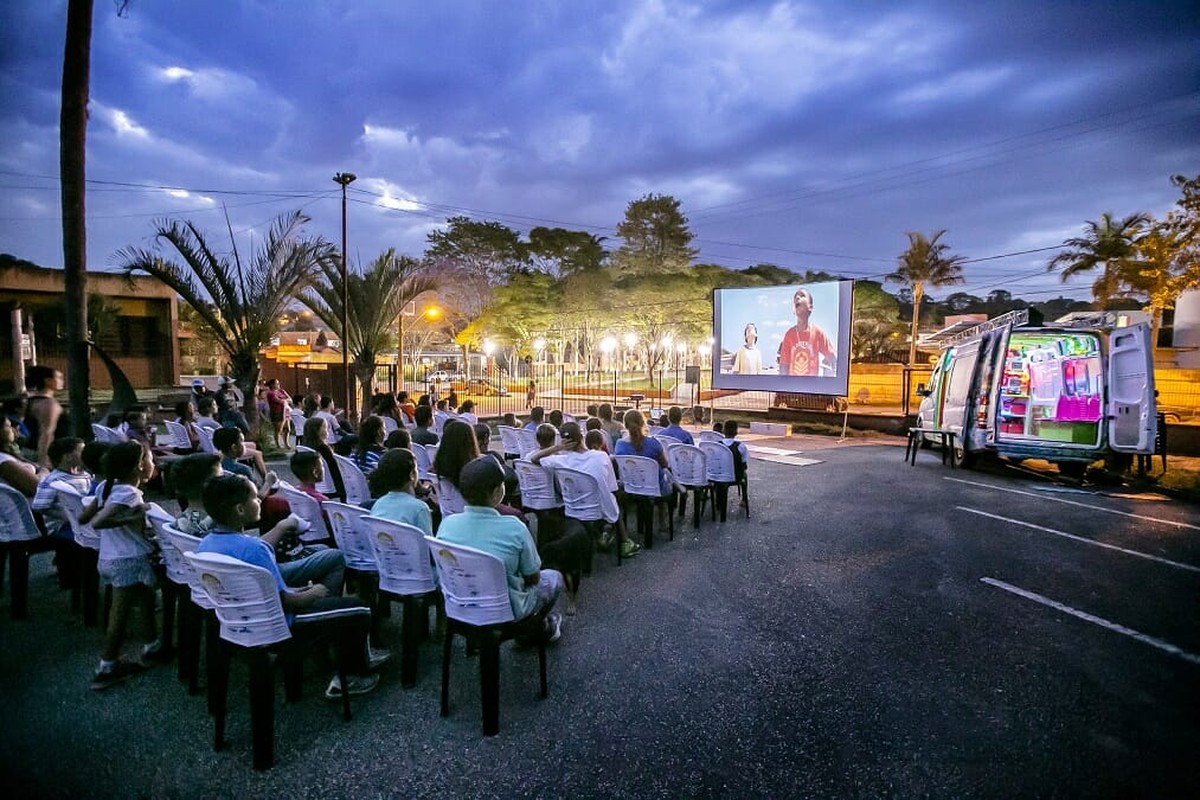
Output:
[117, 210, 333, 421]
[300, 249, 440, 413]
[1047, 212, 1151, 310]
[887, 230, 967, 365]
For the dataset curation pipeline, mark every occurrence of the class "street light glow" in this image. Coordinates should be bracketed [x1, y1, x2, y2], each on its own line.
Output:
[599, 336, 617, 354]
[623, 332, 638, 348]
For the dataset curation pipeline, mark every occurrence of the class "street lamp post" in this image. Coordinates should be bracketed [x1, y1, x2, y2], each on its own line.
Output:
[333, 171, 356, 418]
[600, 335, 617, 405]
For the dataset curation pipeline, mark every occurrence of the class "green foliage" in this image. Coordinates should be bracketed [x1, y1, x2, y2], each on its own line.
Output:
[887, 229, 967, 364]
[613, 193, 698, 278]
[1047, 211, 1151, 309]
[425, 216, 529, 285]
[851, 280, 904, 360]
[527, 227, 606, 276]
[117, 210, 332, 418]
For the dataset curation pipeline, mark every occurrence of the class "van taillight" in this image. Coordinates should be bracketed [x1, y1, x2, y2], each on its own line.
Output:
[977, 395, 988, 428]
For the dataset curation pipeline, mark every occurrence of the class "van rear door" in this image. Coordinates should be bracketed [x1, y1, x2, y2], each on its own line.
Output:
[941, 338, 981, 439]
[1107, 323, 1157, 453]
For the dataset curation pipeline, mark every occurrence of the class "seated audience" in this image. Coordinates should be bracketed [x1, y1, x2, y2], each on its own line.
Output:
[301, 416, 347, 502]
[172, 452, 221, 535]
[597, 403, 624, 446]
[524, 406, 545, 431]
[411, 405, 439, 445]
[354, 415, 387, 474]
[457, 399, 478, 425]
[0, 415, 41, 496]
[660, 406, 694, 445]
[32, 436, 89, 539]
[367, 448, 433, 535]
[436, 456, 563, 642]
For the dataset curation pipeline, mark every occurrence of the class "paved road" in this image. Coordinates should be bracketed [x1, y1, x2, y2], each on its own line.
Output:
[2, 435, 1197, 798]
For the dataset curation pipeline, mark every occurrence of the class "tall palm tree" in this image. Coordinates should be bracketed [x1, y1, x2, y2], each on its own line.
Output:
[887, 230, 967, 365]
[117, 210, 333, 421]
[1047, 212, 1151, 310]
[300, 249, 440, 413]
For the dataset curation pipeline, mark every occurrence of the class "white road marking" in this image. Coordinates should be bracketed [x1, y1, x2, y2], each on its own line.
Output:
[754, 454, 822, 467]
[957, 507, 1200, 574]
[747, 445, 802, 455]
[981, 577, 1200, 666]
[945, 476, 1200, 531]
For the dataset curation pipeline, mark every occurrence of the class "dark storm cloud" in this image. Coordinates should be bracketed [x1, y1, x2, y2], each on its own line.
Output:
[0, 0, 1196, 302]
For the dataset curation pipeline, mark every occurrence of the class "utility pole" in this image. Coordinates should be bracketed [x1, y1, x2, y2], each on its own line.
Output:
[333, 171, 356, 419]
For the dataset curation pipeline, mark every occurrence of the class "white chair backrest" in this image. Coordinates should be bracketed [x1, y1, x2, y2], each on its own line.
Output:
[562, 413, 576, 424]
[149, 510, 190, 587]
[699, 441, 737, 484]
[290, 410, 307, 439]
[554, 466, 604, 523]
[380, 415, 399, 434]
[323, 501, 377, 572]
[363, 516, 436, 596]
[331, 454, 372, 507]
[496, 425, 521, 456]
[436, 477, 467, 516]
[423, 536, 514, 626]
[91, 424, 127, 444]
[667, 444, 709, 488]
[512, 459, 561, 511]
[195, 425, 218, 455]
[164, 420, 192, 450]
[0, 483, 41, 543]
[49, 480, 100, 550]
[654, 434, 686, 453]
[613, 454, 661, 499]
[294, 445, 338, 495]
[516, 428, 539, 459]
[413, 443, 435, 482]
[274, 483, 333, 543]
[160, 523, 214, 610]
[184, 551, 292, 648]
[647, 425, 664, 438]
[698, 430, 724, 444]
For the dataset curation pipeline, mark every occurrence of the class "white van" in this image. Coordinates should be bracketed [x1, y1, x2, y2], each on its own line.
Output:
[915, 318, 1156, 475]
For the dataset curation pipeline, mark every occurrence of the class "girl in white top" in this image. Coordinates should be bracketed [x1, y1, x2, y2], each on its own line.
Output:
[80, 440, 161, 690]
[731, 323, 763, 375]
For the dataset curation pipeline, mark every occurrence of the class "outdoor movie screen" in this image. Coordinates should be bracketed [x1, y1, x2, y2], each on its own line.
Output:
[711, 280, 853, 396]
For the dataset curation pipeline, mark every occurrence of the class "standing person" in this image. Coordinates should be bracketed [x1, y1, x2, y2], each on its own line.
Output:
[436, 456, 563, 642]
[731, 323, 763, 375]
[24, 365, 63, 470]
[526, 380, 537, 409]
[778, 288, 836, 377]
[264, 378, 292, 449]
[79, 441, 163, 690]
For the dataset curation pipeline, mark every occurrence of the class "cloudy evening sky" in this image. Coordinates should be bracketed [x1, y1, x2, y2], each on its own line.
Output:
[0, 0, 1197, 304]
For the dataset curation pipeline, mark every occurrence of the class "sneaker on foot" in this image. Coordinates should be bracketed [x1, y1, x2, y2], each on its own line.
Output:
[597, 530, 616, 551]
[620, 540, 641, 559]
[90, 659, 145, 691]
[367, 647, 392, 671]
[545, 612, 563, 644]
[325, 673, 380, 700]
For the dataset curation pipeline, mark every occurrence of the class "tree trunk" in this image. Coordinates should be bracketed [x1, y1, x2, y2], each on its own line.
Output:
[230, 351, 261, 425]
[61, 0, 94, 437]
[354, 358, 376, 420]
[907, 281, 924, 366]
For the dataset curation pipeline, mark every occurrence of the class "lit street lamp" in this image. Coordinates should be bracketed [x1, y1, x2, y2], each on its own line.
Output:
[333, 171, 356, 418]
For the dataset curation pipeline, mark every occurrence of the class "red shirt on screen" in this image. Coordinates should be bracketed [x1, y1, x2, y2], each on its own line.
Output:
[779, 324, 835, 376]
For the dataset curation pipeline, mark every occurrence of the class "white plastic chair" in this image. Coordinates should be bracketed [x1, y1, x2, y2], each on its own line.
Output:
[273, 483, 333, 544]
[413, 443, 435, 482]
[435, 477, 467, 517]
[424, 535, 549, 736]
[647, 425, 665, 438]
[554, 466, 605, 524]
[0, 482, 55, 619]
[332, 454, 372, 507]
[496, 425, 522, 460]
[512, 459, 561, 513]
[195, 425, 218, 455]
[91, 423, 127, 444]
[613, 454, 673, 546]
[697, 430, 724, 444]
[698, 440, 748, 522]
[667, 444, 709, 530]
[516, 428, 539, 459]
[49, 480, 105, 626]
[295, 445, 339, 497]
[164, 420, 195, 450]
[380, 415, 399, 435]
[323, 501, 376, 573]
[363, 515, 438, 687]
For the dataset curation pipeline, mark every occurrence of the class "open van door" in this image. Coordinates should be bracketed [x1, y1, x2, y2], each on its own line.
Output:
[1107, 323, 1156, 453]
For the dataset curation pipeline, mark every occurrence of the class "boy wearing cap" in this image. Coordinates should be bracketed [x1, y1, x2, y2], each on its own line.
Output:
[436, 456, 564, 642]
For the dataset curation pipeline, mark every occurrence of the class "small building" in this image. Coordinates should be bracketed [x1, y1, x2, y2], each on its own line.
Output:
[0, 255, 181, 394]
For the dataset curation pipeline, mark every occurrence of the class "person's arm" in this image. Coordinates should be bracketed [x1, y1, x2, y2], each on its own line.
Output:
[34, 401, 61, 470]
[280, 583, 329, 612]
[1, 461, 40, 497]
[528, 440, 569, 464]
[90, 497, 146, 533]
[260, 514, 299, 548]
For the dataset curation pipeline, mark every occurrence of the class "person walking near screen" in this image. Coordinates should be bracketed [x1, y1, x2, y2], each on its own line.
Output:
[778, 288, 836, 376]
[731, 323, 763, 375]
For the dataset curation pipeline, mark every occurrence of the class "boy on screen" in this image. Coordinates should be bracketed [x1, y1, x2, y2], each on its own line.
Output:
[778, 288, 836, 376]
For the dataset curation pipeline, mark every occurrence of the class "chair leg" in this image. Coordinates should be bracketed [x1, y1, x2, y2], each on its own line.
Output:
[248, 650, 275, 771]
[401, 595, 421, 689]
[209, 640, 231, 752]
[479, 631, 502, 736]
[7, 544, 30, 619]
[440, 625, 454, 717]
[81, 549, 100, 628]
[666, 495, 675, 541]
[692, 488, 702, 529]
[177, 598, 195, 685]
[716, 484, 729, 523]
[160, 582, 178, 658]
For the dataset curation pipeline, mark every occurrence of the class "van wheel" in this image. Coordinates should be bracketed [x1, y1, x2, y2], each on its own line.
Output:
[956, 447, 977, 468]
[1057, 462, 1086, 480]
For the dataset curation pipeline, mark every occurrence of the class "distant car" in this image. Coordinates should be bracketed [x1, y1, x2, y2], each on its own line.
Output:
[428, 370, 451, 384]
[451, 378, 509, 396]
